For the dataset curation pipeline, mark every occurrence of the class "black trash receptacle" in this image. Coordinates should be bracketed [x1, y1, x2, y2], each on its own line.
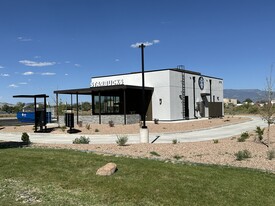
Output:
[35, 110, 45, 126]
[65, 113, 74, 128]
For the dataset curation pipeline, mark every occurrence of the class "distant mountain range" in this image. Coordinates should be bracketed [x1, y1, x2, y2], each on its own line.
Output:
[0, 102, 14, 107]
[224, 89, 267, 102]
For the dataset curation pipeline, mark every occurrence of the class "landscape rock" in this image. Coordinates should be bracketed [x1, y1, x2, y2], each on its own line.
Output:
[96, 163, 117, 176]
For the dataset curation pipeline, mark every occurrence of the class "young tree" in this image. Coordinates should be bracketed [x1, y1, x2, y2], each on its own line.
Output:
[13, 102, 25, 113]
[261, 70, 275, 149]
[81, 102, 91, 111]
[243, 98, 253, 103]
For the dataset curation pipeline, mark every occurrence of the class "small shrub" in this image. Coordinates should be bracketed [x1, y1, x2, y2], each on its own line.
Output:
[235, 149, 252, 161]
[86, 124, 91, 130]
[254, 126, 264, 142]
[60, 126, 66, 132]
[78, 121, 83, 127]
[154, 119, 159, 124]
[21, 132, 30, 144]
[108, 120, 114, 127]
[213, 139, 219, 144]
[116, 135, 128, 146]
[94, 128, 99, 132]
[237, 132, 249, 142]
[150, 151, 160, 156]
[73, 136, 90, 144]
[173, 155, 182, 160]
[267, 150, 275, 160]
[172, 139, 178, 144]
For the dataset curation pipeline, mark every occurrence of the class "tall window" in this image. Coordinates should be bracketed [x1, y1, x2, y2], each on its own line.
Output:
[94, 95, 120, 114]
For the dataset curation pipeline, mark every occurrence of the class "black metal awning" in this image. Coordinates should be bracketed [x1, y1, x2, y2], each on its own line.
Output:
[53, 85, 154, 95]
[13, 94, 49, 98]
[201, 93, 210, 96]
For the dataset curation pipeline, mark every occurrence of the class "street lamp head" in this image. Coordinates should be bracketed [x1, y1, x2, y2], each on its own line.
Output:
[139, 43, 145, 48]
[131, 40, 159, 48]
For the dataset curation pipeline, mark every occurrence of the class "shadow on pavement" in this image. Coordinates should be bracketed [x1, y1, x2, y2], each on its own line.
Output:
[0, 141, 30, 149]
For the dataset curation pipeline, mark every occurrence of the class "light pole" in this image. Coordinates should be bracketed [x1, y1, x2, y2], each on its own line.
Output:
[139, 43, 147, 129]
[138, 43, 149, 143]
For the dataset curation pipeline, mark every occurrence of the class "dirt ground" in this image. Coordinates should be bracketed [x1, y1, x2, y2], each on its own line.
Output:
[0, 115, 249, 134]
[1, 116, 275, 173]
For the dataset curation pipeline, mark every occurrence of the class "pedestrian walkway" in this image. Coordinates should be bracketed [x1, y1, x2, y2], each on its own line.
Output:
[0, 116, 267, 144]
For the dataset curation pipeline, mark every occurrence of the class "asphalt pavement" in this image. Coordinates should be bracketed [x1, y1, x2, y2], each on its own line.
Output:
[0, 116, 267, 144]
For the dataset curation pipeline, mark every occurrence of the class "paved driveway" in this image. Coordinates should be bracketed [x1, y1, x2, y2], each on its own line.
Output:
[0, 116, 267, 144]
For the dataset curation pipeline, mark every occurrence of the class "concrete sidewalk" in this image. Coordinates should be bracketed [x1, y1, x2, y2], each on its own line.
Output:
[0, 116, 267, 144]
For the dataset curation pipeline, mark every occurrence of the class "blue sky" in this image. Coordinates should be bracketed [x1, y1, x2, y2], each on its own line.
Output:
[1, 0, 275, 104]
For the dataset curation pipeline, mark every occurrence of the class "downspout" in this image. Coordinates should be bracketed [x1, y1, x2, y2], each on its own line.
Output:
[210, 79, 212, 102]
[193, 76, 197, 119]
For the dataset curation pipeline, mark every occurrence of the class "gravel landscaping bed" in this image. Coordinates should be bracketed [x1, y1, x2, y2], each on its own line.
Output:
[1, 115, 275, 173]
[33, 132, 275, 173]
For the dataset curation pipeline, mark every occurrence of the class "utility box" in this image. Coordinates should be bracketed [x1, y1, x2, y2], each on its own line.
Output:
[209, 102, 223, 118]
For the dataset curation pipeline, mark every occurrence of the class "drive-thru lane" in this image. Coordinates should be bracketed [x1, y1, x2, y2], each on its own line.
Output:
[0, 116, 267, 144]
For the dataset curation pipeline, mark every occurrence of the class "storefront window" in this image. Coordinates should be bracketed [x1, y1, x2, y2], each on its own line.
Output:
[94, 95, 120, 114]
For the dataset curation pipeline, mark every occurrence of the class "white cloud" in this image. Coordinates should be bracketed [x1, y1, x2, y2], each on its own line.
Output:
[8, 84, 18, 88]
[0, 65, 4, 69]
[115, 59, 120, 62]
[41, 72, 56, 76]
[19, 60, 56, 67]
[131, 39, 160, 48]
[1, 73, 10, 77]
[74, 63, 81, 67]
[17, 36, 32, 42]
[153, 39, 160, 44]
[19, 82, 27, 85]
[65, 73, 69, 76]
[23, 71, 34, 75]
[65, 61, 71, 64]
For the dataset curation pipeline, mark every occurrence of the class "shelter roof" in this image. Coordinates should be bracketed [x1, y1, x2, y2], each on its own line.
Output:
[13, 94, 49, 98]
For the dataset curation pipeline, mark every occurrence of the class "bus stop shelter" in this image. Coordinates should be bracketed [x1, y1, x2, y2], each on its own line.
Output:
[13, 94, 49, 132]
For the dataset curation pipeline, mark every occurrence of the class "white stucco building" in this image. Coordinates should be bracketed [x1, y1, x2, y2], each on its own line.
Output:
[89, 68, 223, 122]
[55, 68, 223, 124]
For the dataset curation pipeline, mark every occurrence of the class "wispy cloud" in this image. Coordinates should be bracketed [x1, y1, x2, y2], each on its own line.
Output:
[65, 73, 69, 76]
[1, 73, 10, 77]
[131, 39, 160, 48]
[65, 61, 71, 64]
[23, 71, 34, 75]
[0, 65, 4, 69]
[19, 82, 28, 85]
[17, 36, 32, 42]
[34, 56, 41, 59]
[74, 63, 81, 67]
[41, 72, 56, 76]
[19, 60, 56, 67]
[8, 84, 18, 88]
[115, 59, 120, 62]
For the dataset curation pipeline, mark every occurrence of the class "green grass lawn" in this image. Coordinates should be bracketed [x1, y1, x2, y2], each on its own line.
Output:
[0, 147, 274, 206]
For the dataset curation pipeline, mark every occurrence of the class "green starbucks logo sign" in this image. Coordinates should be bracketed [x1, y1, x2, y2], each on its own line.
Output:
[198, 77, 204, 90]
